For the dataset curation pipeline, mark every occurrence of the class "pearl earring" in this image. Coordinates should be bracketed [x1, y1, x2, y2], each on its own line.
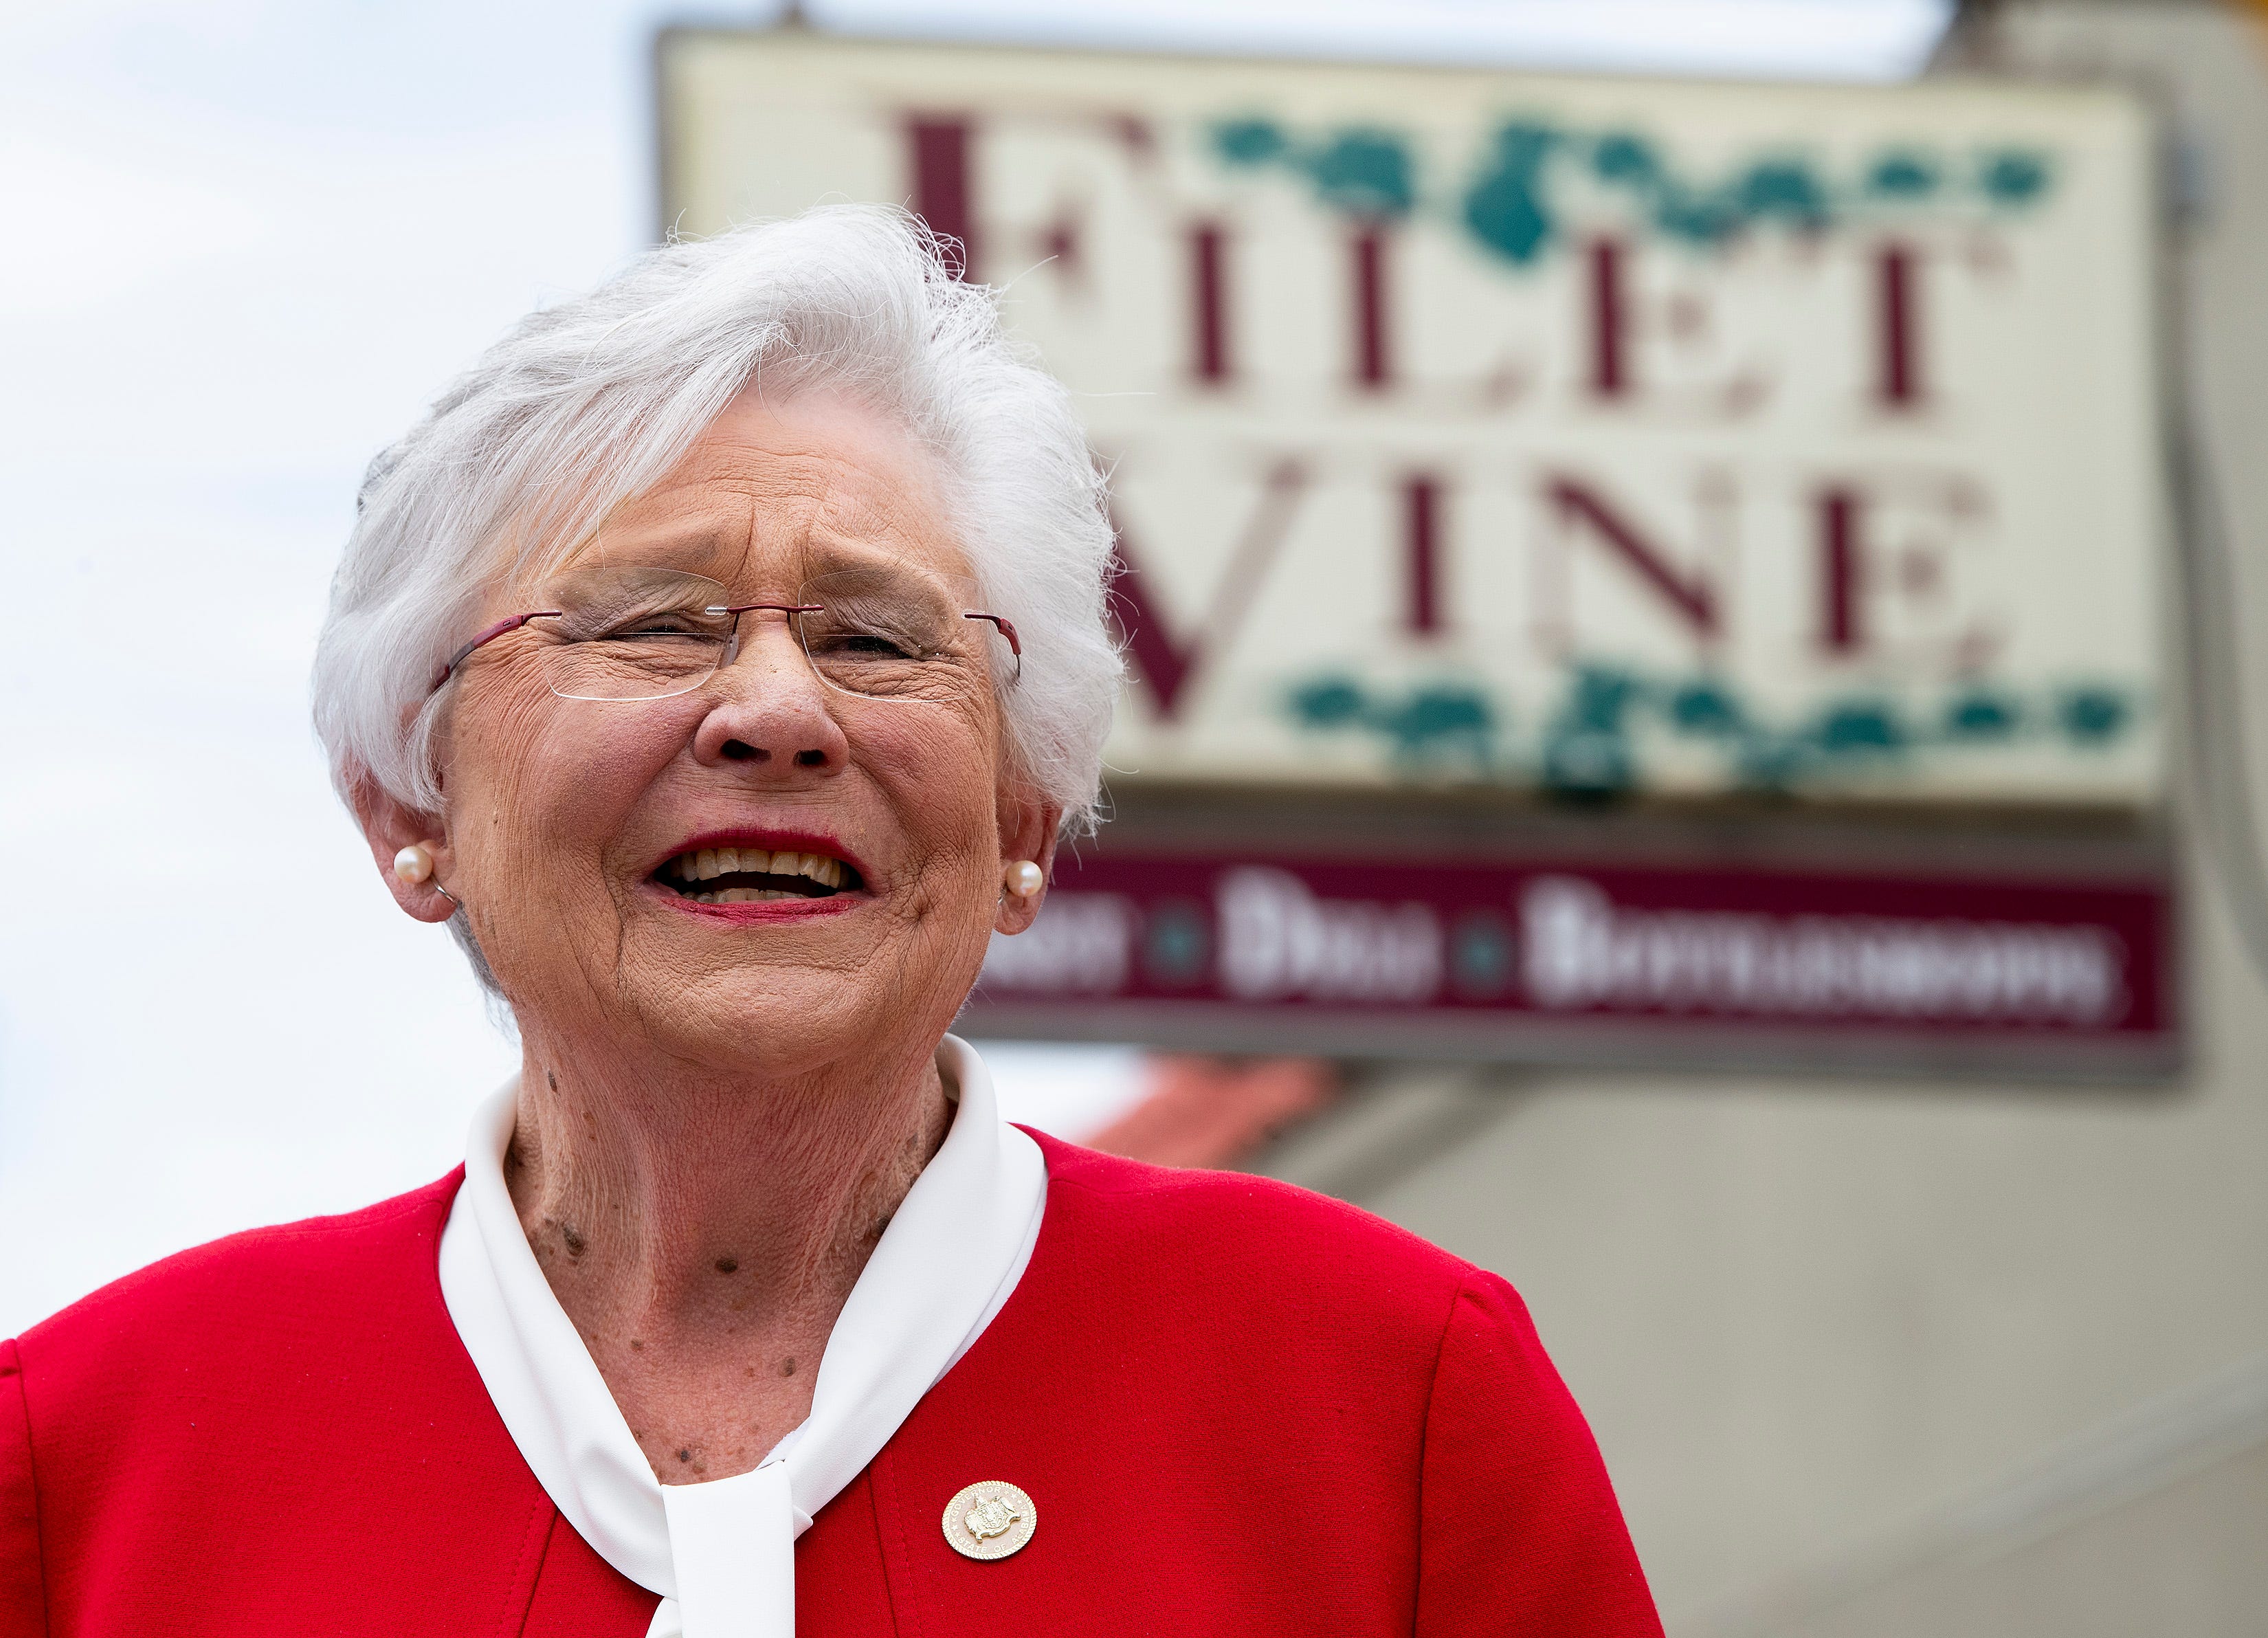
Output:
[1002, 860, 1045, 899]
[393, 843, 436, 885]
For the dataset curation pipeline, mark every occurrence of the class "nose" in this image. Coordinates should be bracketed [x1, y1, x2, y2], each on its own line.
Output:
[690, 615, 850, 775]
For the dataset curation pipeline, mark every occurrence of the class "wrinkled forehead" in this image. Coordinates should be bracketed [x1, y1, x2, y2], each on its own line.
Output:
[533, 395, 972, 596]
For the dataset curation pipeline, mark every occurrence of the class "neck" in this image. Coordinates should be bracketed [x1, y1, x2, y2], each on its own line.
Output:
[502, 1023, 953, 1483]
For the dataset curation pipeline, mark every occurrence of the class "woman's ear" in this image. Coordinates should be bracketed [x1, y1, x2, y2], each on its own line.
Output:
[348, 773, 458, 925]
[994, 786, 1061, 938]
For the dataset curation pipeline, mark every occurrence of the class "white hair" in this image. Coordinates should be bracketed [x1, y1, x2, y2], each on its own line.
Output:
[313, 205, 1122, 863]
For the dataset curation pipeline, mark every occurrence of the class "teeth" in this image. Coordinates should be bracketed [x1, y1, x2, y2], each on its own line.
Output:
[667, 847, 852, 889]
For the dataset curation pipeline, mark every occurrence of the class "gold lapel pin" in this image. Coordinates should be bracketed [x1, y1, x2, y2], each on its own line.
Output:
[943, 1479, 1038, 1560]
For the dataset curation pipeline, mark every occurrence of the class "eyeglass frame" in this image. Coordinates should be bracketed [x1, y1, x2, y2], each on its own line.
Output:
[428, 593, 1023, 697]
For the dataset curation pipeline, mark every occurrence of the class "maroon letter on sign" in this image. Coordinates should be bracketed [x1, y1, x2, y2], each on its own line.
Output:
[906, 115, 979, 279]
[1189, 221, 1231, 385]
[1544, 476, 1718, 639]
[1404, 474, 1445, 637]
[1586, 237, 1632, 400]
[1109, 460, 1309, 719]
[1350, 225, 1392, 390]
[1818, 487, 1865, 653]
[1874, 241, 1922, 408]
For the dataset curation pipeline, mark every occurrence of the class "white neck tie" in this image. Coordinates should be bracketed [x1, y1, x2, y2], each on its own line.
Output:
[438, 1036, 1047, 1638]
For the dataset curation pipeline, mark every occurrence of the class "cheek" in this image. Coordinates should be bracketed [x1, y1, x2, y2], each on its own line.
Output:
[449, 683, 688, 885]
[859, 709, 1003, 876]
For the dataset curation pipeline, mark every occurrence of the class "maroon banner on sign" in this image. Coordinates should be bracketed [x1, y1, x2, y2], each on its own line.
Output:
[966, 847, 2177, 1078]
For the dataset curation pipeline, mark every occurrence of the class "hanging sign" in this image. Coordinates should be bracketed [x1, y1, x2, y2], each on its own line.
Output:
[658, 30, 2164, 808]
[964, 838, 2175, 1075]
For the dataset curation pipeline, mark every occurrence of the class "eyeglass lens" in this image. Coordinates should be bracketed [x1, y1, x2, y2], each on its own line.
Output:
[534, 564, 1003, 703]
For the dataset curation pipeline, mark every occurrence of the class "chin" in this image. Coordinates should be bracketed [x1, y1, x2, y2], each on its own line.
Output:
[632, 969, 898, 1070]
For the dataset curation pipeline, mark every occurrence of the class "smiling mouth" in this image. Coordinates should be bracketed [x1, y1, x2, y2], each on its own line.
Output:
[656, 846, 863, 905]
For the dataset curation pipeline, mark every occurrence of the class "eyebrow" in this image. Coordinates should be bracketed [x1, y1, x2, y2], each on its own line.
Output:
[573, 520, 742, 570]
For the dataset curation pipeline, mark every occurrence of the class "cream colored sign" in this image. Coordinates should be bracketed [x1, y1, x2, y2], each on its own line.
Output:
[659, 31, 2163, 806]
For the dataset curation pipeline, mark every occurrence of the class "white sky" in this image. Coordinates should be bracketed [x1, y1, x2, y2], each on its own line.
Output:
[0, 0, 1950, 1333]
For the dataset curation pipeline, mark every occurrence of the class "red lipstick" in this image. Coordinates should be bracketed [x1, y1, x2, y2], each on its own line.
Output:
[643, 826, 874, 926]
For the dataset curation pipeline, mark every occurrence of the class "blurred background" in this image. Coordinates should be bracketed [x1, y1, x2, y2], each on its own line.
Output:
[3, 0, 2265, 1630]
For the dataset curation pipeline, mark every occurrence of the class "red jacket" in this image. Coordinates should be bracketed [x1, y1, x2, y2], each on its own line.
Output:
[0, 1133, 1660, 1635]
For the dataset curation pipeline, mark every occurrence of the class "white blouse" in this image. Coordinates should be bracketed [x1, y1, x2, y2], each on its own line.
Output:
[437, 1036, 1047, 1638]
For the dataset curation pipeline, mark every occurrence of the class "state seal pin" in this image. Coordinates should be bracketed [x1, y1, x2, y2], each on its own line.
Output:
[942, 1479, 1037, 1560]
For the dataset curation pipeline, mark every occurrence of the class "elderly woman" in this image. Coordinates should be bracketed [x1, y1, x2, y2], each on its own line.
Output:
[0, 208, 1658, 1636]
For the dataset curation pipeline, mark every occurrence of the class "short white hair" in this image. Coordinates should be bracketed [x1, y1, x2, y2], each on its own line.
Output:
[313, 204, 1122, 850]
